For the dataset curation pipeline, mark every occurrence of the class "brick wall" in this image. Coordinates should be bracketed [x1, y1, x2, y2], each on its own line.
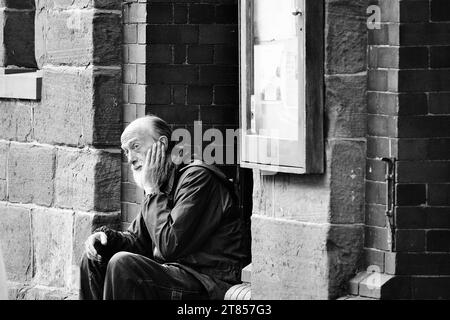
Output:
[0, 0, 122, 299]
[120, 0, 246, 231]
[365, 0, 450, 299]
[121, 0, 147, 229]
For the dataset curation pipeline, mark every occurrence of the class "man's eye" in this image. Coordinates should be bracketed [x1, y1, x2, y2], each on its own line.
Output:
[132, 144, 139, 150]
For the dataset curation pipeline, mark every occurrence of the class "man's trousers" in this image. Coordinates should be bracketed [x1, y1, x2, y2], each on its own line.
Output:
[79, 251, 209, 300]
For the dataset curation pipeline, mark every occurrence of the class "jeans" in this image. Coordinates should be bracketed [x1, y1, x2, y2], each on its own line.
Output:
[79, 251, 209, 300]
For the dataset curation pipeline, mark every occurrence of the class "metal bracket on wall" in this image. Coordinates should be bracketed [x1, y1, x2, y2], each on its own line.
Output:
[381, 157, 396, 252]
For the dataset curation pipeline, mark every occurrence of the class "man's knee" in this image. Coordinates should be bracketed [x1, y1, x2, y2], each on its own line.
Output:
[80, 252, 90, 272]
[107, 251, 136, 274]
[106, 251, 162, 283]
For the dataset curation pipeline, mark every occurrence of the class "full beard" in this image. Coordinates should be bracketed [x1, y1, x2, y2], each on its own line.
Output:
[131, 158, 174, 191]
[132, 168, 145, 190]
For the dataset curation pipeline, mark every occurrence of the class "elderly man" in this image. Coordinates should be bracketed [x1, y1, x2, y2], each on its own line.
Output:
[79, 115, 249, 300]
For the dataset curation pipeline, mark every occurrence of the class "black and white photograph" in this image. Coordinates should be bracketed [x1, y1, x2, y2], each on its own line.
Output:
[0, 0, 449, 312]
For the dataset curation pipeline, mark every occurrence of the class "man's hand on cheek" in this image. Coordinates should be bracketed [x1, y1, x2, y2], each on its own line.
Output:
[143, 141, 166, 195]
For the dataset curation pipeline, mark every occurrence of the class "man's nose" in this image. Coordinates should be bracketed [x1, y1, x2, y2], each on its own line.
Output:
[127, 152, 137, 165]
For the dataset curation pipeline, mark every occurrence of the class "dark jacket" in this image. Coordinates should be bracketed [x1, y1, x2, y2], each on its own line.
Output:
[96, 160, 250, 299]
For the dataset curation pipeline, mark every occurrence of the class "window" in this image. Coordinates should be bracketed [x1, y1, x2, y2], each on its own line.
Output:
[0, 2, 42, 100]
[239, 0, 324, 174]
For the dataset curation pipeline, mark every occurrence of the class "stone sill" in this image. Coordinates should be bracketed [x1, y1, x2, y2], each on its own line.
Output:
[0, 69, 42, 100]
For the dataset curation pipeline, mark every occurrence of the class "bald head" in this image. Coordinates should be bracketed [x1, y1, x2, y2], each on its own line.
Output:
[121, 116, 155, 146]
[121, 115, 172, 150]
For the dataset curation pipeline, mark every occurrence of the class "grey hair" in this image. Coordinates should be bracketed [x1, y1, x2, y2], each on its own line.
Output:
[144, 115, 174, 153]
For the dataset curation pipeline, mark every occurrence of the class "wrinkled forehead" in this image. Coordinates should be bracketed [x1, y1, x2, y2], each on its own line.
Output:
[121, 122, 155, 148]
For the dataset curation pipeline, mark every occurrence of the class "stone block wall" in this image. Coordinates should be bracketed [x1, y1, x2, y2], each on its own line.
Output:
[251, 0, 370, 299]
[362, 0, 450, 299]
[0, 0, 122, 299]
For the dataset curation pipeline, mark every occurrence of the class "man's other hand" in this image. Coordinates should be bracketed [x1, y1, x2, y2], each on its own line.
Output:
[84, 232, 108, 262]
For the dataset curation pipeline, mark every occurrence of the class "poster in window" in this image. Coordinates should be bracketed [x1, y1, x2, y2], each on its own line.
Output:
[252, 0, 300, 141]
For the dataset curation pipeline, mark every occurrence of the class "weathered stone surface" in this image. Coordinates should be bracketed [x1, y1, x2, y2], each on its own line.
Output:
[0, 141, 7, 179]
[34, 66, 122, 147]
[251, 215, 363, 299]
[330, 139, 366, 224]
[253, 170, 331, 224]
[0, 9, 3, 66]
[92, 67, 123, 146]
[34, 67, 92, 146]
[6, 281, 23, 300]
[325, 74, 367, 138]
[38, 9, 91, 67]
[92, 12, 122, 66]
[327, 224, 364, 297]
[0, 101, 34, 142]
[8, 143, 55, 206]
[35, 0, 120, 10]
[35, 8, 121, 67]
[34, 2, 47, 69]
[0, 1, 35, 9]
[32, 207, 73, 288]
[1, 9, 36, 68]
[55, 147, 121, 212]
[1, 142, 8, 200]
[325, 0, 371, 74]
[251, 215, 329, 299]
[8, 281, 78, 300]
[70, 211, 120, 291]
[0, 203, 32, 282]
[253, 138, 365, 225]
[0, 180, 6, 200]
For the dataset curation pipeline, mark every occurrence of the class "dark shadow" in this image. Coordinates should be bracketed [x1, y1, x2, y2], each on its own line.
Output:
[3, 0, 37, 69]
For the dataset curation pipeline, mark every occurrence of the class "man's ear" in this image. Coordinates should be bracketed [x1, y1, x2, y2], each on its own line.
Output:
[159, 135, 169, 151]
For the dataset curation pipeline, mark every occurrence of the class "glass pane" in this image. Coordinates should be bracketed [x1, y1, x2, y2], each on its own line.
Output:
[251, 0, 301, 141]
